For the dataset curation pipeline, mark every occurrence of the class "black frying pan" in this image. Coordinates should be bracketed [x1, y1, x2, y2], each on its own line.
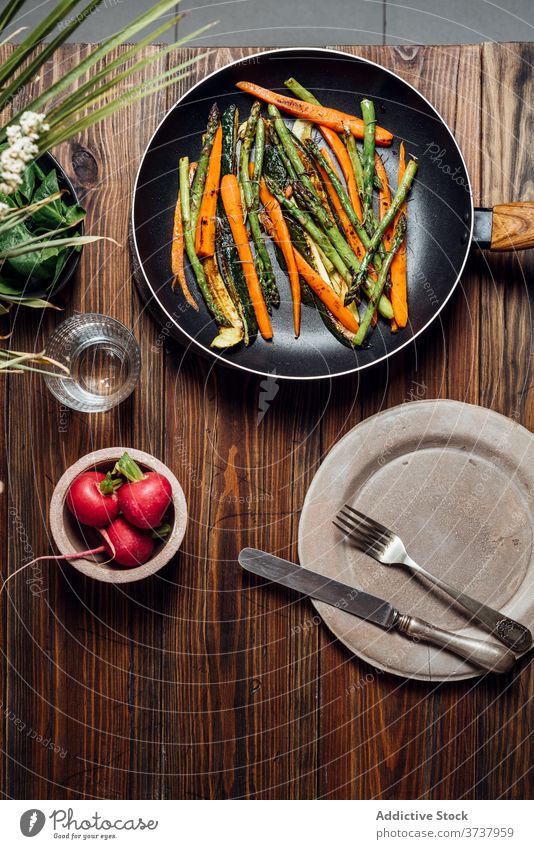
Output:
[132, 48, 534, 380]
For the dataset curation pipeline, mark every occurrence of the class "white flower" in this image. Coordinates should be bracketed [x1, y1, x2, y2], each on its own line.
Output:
[0, 111, 49, 195]
[19, 111, 49, 139]
[0, 201, 9, 221]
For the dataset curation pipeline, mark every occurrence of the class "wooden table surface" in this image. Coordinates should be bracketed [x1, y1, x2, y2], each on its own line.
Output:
[1, 42, 533, 801]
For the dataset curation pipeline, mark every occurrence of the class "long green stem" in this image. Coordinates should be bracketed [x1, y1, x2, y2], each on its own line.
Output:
[179, 156, 228, 326]
[284, 77, 320, 106]
[349, 159, 418, 300]
[0, 0, 25, 33]
[239, 102, 261, 210]
[4, 0, 182, 131]
[355, 214, 406, 345]
[44, 14, 197, 121]
[0, 234, 110, 260]
[0, 192, 64, 236]
[267, 122, 297, 180]
[0, 0, 82, 87]
[38, 69, 193, 152]
[361, 99, 376, 228]
[343, 130, 365, 197]
[284, 79, 384, 191]
[252, 117, 265, 203]
[0, 348, 71, 377]
[239, 104, 278, 307]
[0, 0, 104, 111]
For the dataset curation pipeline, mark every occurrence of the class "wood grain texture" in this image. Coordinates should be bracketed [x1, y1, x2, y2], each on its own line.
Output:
[491, 202, 534, 251]
[0, 42, 532, 801]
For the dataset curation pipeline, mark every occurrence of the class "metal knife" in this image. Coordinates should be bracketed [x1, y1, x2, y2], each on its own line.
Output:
[238, 548, 515, 674]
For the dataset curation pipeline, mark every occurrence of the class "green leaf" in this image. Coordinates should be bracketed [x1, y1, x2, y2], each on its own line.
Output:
[32, 168, 60, 207]
[63, 203, 86, 227]
[0, 0, 84, 88]
[7, 0, 181, 122]
[0, 0, 25, 34]
[0, 0, 104, 113]
[14, 162, 37, 203]
[0, 277, 25, 295]
[0, 294, 61, 309]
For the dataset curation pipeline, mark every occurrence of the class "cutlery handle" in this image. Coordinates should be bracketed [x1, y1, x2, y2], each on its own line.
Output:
[396, 614, 516, 674]
[406, 562, 532, 653]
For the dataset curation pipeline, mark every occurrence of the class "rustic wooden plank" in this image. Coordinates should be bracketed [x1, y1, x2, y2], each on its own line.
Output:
[474, 41, 534, 801]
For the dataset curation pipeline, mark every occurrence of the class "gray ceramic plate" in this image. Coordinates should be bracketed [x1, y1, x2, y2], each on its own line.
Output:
[298, 400, 534, 681]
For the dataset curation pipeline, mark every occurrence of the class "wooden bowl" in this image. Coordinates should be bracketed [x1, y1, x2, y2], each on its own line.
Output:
[50, 448, 187, 583]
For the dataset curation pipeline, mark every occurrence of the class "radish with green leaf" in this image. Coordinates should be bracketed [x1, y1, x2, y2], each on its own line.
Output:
[114, 453, 172, 530]
[66, 471, 121, 527]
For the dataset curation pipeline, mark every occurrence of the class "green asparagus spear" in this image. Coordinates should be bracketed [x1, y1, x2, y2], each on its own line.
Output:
[239, 103, 279, 308]
[179, 157, 229, 326]
[239, 102, 261, 209]
[343, 129, 365, 197]
[252, 116, 265, 202]
[190, 103, 219, 232]
[348, 158, 418, 302]
[220, 103, 238, 177]
[267, 120, 298, 180]
[361, 99, 376, 228]
[267, 104, 318, 199]
[355, 214, 406, 345]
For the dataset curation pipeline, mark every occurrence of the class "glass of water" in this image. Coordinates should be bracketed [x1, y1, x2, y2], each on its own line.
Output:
[44, 313, 141, 412]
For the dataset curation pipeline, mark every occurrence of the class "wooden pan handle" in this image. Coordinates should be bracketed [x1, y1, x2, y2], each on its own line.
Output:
[491, 202, 534, 251]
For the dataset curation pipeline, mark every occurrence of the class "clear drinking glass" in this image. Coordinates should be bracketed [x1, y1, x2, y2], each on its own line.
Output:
[44, 313, 141, 412]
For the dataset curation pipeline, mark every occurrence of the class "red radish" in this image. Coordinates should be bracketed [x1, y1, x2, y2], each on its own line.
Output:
[114, 452, 172, 530]
[100, 518, 154, 567]
[1, 519, 157, 595]
[66, 471, 120, 527]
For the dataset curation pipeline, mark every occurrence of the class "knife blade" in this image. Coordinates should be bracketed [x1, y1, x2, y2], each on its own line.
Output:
[238, 547, 398, 629]
[238, 548, 516, 674]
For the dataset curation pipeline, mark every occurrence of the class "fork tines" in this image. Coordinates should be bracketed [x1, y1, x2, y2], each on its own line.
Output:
[333, 504, 391, 556]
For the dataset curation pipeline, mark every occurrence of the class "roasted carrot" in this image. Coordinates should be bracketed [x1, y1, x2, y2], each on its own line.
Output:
[195, 125, 222, 257]
[319, 126, 362, 218]
[256, 171, 300, 337]
[171, 193, 198, 310]
[293, 250, 359, 333]
[235, 81, 393, 146]
[318, 147, 366, 263]
[390, 142, 408, 328]
[220, 174, 273, 341]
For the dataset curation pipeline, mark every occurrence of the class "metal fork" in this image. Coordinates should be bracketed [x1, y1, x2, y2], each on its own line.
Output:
[334, 504, 532, 654]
